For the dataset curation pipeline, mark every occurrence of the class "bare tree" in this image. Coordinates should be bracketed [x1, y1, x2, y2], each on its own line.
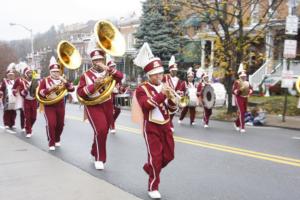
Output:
[175, 0, 283, 112]
[0, 41, 18, 79]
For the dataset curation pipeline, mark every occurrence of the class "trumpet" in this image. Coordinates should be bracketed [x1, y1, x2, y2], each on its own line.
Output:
[163, 84, 189, 107]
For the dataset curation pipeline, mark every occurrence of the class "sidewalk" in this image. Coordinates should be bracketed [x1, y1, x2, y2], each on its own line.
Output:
[0, 130, 141, 200]
[265, 115, 300, 130]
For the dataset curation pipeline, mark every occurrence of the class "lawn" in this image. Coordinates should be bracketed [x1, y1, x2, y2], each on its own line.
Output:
[248, 96, 300, 116]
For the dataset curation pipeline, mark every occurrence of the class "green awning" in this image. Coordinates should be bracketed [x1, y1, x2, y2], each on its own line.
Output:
[183, 15, 201, 27]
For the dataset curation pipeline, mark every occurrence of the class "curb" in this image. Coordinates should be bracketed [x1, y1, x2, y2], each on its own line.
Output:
[71, 104, 300, 131]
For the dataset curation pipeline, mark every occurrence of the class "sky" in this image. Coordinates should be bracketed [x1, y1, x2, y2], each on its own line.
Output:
[0, 0, 143, 41]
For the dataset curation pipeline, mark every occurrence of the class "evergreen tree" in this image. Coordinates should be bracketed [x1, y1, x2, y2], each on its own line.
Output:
[135, 0, 182, 62]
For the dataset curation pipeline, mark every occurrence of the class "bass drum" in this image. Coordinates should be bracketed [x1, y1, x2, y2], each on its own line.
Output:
[202, 83, 226, 108]
[5, 91, 16, 110]
[187, 87, 198, 107]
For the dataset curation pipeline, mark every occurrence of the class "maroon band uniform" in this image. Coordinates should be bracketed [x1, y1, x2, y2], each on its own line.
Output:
[133, 44, 176, 198]
[197, 81, 212, 126]
[111, 83, 122, 131]
[136, 81, 176, 192]
[0, 73, 16, 128]
[77, 66, 123, 163]
[17, 67, 37, 136]
[232, 71, 253, 131]
[38, 58, 75, 148]
[179, 81, 197, 125]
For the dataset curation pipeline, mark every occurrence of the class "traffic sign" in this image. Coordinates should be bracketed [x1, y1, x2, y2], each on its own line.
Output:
[285, 15, 299, 35]
[281, 70, 294, 89]
[283, 40, 297, 58]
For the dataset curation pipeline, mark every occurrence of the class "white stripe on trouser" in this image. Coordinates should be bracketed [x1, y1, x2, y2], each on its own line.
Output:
[85, 106, 100, 161]
[203, 109, 206, 123]
[235, 97, 242, 128]
[143, 121, 156, 191]
[43, 113, 51, 144]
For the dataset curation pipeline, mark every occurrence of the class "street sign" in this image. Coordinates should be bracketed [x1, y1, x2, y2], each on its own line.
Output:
[283, 40, 297, 58]
[285, 15, 299, 35]
[281, 70, 294, 89]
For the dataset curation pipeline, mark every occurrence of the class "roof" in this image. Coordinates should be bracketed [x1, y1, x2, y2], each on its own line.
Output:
[118, 12, 140, 27]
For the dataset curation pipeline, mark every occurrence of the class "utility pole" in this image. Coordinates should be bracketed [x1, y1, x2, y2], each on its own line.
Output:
[9, 23, 35, 70]
[282, 0, 298, 122]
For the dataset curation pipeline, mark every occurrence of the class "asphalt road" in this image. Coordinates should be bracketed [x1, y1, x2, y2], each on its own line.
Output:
[2, 103, 300, 200]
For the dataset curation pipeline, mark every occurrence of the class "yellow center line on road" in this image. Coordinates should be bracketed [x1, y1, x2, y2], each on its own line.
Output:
[66, 115, 300, 168]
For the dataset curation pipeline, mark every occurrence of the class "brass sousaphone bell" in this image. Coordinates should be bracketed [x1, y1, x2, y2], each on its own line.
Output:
[77, 20, 126, 106]
[94, 20, 126, 57]
[36, 41, 82, 105]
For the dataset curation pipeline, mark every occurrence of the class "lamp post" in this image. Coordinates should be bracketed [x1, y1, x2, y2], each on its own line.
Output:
[9, 23, 34, 69]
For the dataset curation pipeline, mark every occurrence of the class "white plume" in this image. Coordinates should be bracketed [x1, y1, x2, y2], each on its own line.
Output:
[168, 55, 175, 67]
[49, 56, 58, 66]
[238, 63, 244, 73]
[7, 63, 16, 71]
[187, 67, 193, 74]
[133, 42, 154, 68]
[15, 62, 29, 74]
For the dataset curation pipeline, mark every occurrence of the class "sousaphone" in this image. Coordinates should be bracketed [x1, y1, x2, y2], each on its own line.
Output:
[77, 20, 126, 106]
[36, 41, 81, 105]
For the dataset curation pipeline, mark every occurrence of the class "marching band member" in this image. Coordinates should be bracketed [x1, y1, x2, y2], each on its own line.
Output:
[178, 67, 197, 126]
[107, 55, 122, 134]
[38, 57, 75, 150]
[232, 70, 253, 133]
[12, 63, 25, 131]
[162, 55, 181, 132]
[18, 66, 37, 138]
[132, 43, 176, 199]
[77, 48, 123, 170]
[197, 72, 212, 128]
[0, 68, 17, 129]
[111, 82, 124, 133]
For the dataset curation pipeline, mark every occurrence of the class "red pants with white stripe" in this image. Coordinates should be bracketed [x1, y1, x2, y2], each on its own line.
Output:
[169, 113, 175, 129]
[143, 121, 174, 191]
[19, 109, 25, 129]
[24, 99, 37, 134]
[203, 107, 212, 125]
[3, 110, 16, 127]
[13, 109, 25, 129]
[179, 106, 196, 124]
[111, 106, 121, 129]
[44, 102, 65, 147]
[235, 96, 247, 129]
[85, 100, 113, 162]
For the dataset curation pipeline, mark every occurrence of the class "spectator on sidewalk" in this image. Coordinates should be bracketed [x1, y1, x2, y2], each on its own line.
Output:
[245, 107, 266, 126]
